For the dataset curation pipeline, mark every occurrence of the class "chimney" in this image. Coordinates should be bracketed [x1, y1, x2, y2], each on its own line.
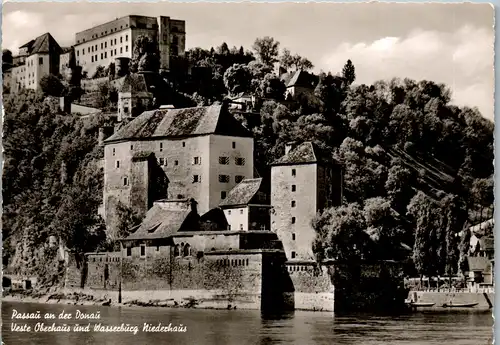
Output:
[189, 198, 198, 214]
[285, 142, 295, 155]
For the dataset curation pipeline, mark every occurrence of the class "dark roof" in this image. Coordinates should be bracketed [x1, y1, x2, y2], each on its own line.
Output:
[272, 142, 332, 166]
[124, 200, 194, 240]
[219, 178, 265, 207]
[30, 33, 62, 55]
[467, 256, 492, 272]
[286, 70, 318, 88]
[19, 39, 35, 49]
[105, 104, 253, 143]
[479, 237, 494, 252]
[61, 47, 73, 54]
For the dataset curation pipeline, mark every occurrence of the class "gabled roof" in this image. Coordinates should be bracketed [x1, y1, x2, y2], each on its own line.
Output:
[479, 237, 494, 252]
[124, 200, 195, 240]
[29, 33, 62, 55]
[286, 70, 318, 88]
[219, 178, 267, 207]
[467, 256, 492, 272]
[105, 104, 253, 143]
[271, 142, 332, 166]
[20, 39, 35, 50]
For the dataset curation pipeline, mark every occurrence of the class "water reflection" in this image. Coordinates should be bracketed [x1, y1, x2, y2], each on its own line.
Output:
[2, 301, 493, 345]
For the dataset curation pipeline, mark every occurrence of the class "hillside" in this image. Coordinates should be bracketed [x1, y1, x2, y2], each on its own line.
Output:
[2, 38, 494, 286]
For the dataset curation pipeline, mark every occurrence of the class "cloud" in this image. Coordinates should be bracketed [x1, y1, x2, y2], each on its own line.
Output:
[2, 11, 45, 52]
[320, 26, 494, 120]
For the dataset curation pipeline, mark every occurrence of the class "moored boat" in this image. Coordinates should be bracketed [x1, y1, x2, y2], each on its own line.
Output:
[442, 302, 478, 308]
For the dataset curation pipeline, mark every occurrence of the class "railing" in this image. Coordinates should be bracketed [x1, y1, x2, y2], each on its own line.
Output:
[409, 287, 495, 294]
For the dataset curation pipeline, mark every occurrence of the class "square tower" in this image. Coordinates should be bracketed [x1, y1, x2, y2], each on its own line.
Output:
[271, 142, 342, 260]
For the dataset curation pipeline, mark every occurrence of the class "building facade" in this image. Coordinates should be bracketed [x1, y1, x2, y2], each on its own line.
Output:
[103, 104, 254, 229]
[73, 15, 185, 76]
[219, 178, 271, 231]
[9, 33, 62, 93]
[270, 142, 342, 261]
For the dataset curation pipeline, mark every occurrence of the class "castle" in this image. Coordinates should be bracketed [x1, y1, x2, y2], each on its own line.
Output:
[7, 15, 185, 92]
[66, 101, 349, 312]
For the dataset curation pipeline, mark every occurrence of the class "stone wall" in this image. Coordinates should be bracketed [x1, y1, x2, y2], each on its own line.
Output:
[271, 163, 318, 260]
[285, 262, 334, 311]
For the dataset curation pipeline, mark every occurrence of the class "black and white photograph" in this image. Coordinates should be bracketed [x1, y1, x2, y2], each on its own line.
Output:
[0, 2, 495, 344]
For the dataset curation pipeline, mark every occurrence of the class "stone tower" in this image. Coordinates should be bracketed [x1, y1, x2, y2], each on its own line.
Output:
[270, 142, 342, 261]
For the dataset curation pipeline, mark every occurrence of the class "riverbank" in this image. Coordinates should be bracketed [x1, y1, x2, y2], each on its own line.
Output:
[2, 291, 241, 310]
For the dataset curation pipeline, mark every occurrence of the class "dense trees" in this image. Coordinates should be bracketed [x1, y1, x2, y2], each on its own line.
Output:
[39, 74, 66, 97]
[2, 35, 494, 285]
[3, 90, 112, 278]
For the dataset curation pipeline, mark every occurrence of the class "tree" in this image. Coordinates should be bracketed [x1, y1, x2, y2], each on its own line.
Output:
[223, 64, 251, 95]
[257, 73, 286, 100]
[3, 49, 13, 67]
[92, 65, 106, 79]
[342, 59, 356, 85]
[129, 35, 160, 73]
[252, 36, 280, 66]
[39, 74, 66, 97]
[312, 203, 374, 262]
[279, 48, 314, 71]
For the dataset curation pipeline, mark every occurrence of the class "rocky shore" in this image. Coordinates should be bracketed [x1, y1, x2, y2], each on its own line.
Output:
[2, 291, 233, 310]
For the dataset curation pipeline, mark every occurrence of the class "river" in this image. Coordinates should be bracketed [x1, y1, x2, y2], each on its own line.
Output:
[2, 301, 493, 345]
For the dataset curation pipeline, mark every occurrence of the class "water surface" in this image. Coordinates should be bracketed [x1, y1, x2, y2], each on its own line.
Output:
[2, 301, 493, 345]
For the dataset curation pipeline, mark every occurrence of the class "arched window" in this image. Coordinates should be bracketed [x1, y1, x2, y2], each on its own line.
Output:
[183, 243, 191, 257]
[174, 244, 180, 257]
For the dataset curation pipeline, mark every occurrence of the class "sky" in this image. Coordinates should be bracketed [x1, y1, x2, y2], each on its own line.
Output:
[2, 2, 495, 120]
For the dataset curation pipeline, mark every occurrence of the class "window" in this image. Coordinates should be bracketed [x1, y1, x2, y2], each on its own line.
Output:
[101, 43, 103, 49]
[292, 217, 296, 224]
[126, 34, 128, 41]
[292, 185, 296, 192]
[105, 42, 107, 48]
[104, 52, 107, 58]
[227, 224, 231, 230]
[77, 51, 80, 57]
[131, 144, 133, 150]
[82, 50, 85, 56]
[192, 175, 200, 183]
[219, 175, 230, 183]
[126, 46, 128, 52]
[193, 157, 201, 165]
[124, 107, 129, 113]
[292, 169, 296, 177]
[126, 247, 131, 256]
[183, 244, 191, 257]
[116, 161, 120, 168]
[221, 191, 227, 199]
[292, 233, 296, 240]
[175, 160, 179, 166]
[114, 49, 117, 55]
[219, 156, 229, 165]
[114, 39, 117, 45]
[235, 175, 244, 183]
[291, 201, 296, 207]
[123, 177, 128, 186]
[101, 53, 103, 59]
[110, 39, 113, 46]
[232, 142, 236, 149]
[159, 143, 163, 152]
[88, 47, 91, 53]
[120, 37, 123, 43]
[159, 158, 165, 166]
[291, 251, 296, 259]
[240, 224, 243, 230]
[182, 142, 186, 147]
[112, 148, 116, 156]
[240, 209, 244, 215]
[120, 47, 123, 53]
[111, 50, 113, 57]
[228, 210, 231, 215]
[235, 157, 245, 166]
[156, 246, 160, 252]
[91, 56, 94, 63]
[92, 46, 94, 52]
